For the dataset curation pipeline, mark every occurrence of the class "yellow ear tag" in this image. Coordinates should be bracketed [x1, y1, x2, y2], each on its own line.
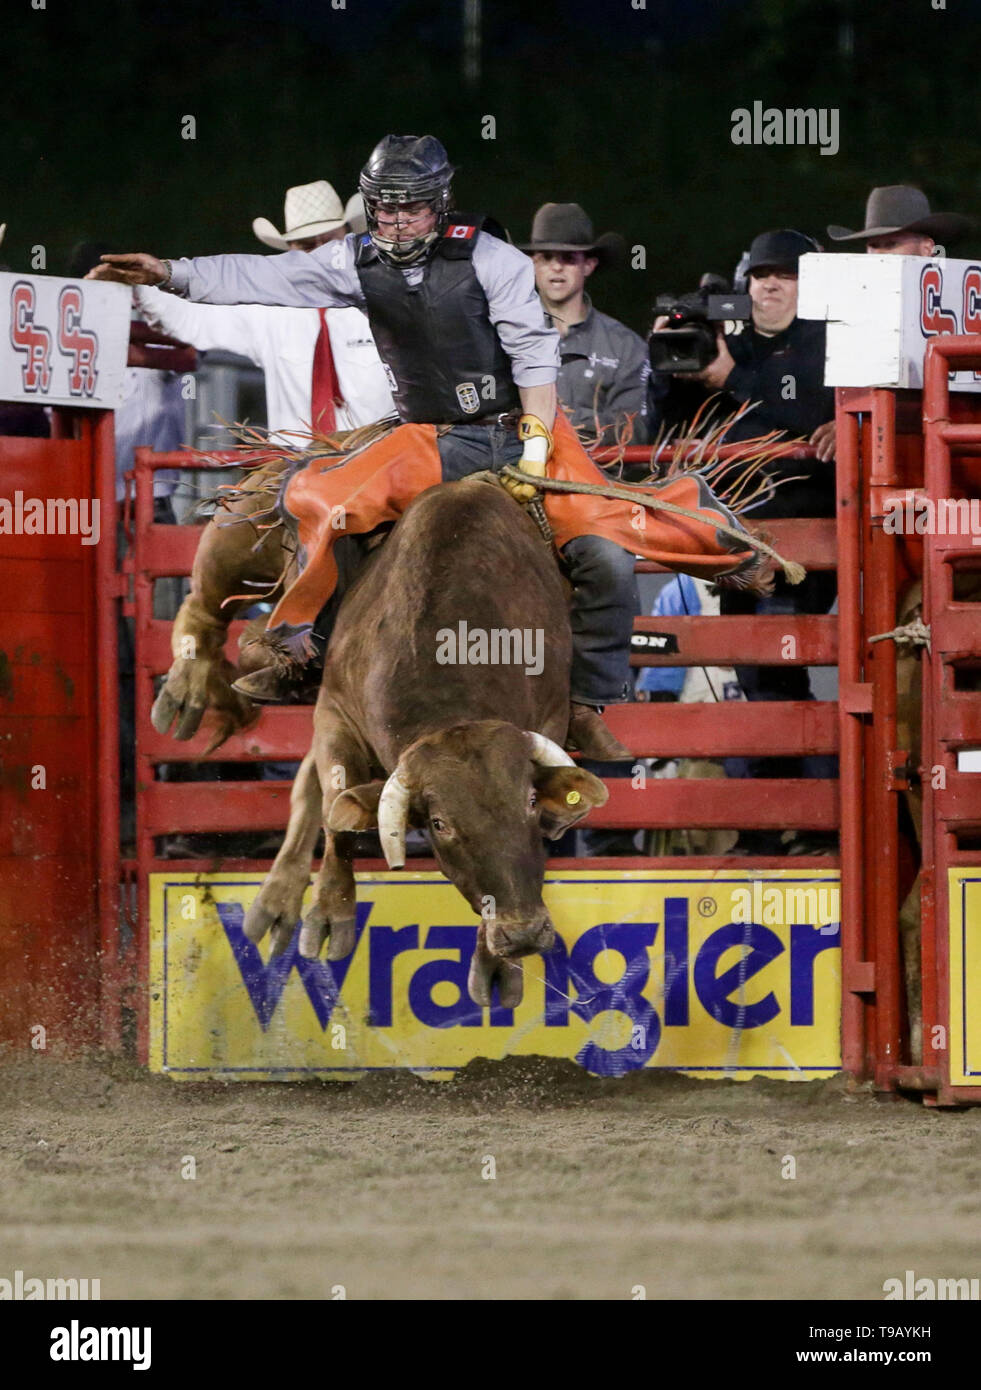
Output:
[565, 790, 582, 806]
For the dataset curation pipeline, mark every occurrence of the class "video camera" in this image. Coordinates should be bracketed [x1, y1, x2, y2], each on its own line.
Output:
[648, 273, 752, 374]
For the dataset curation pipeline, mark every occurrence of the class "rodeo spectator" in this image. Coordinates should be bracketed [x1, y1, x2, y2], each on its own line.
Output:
[827, 184, 973, 257]
[134, 181, 395, 439]
[652, 229, 837, 855]
[651, 229, 835, 467]
[524, 203, 650, 448]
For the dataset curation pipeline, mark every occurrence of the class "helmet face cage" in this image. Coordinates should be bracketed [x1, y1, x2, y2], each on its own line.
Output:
[360, 175, 453, 266]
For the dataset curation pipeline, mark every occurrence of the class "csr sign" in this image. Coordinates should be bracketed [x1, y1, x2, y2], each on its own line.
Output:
[920, 263, 981, 340]
[9, 280, 99, 397]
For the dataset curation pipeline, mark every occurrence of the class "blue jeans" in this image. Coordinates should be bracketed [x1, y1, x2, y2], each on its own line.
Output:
[436, 424, 638, 706]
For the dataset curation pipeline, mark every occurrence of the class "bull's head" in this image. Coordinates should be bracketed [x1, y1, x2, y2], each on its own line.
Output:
[328, 720, 608, 1009]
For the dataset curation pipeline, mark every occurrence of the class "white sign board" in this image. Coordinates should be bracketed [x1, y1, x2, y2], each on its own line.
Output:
[0, 272, 130, 409]
[798, 252, 981, 393]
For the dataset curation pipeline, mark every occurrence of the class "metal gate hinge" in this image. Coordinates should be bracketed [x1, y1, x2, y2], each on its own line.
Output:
[840, 682, 873, 714]
[886, 749, 912, 791]
[845, 962, 876, 995]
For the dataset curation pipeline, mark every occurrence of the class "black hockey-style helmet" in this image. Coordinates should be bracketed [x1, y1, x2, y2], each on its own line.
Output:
[359, 134, 455, 265]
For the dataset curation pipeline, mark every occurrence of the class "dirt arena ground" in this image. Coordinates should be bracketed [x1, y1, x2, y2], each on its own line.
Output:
[2, 1056, 979, 1301]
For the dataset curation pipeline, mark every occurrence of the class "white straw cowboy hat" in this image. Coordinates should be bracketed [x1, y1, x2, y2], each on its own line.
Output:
[252, 180, 347, 249]
[344, 192, 367, 236]
[827, 185, 973, 245]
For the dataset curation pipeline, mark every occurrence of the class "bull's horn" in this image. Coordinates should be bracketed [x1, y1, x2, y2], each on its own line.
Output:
[377, 767, 412, 870]
[526, 732, 575, 767]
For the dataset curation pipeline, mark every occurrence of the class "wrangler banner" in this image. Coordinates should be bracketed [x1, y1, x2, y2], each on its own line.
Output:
[948, 869, 981, 1087]
[149, 869, 842, 1081]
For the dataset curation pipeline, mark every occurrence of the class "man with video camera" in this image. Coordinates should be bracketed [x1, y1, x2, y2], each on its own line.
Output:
[648, 229, 835, 477]
[648, 229, 837, 855]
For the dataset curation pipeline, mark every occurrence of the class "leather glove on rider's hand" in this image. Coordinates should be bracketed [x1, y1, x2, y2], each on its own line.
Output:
[503, 414, 553, 502]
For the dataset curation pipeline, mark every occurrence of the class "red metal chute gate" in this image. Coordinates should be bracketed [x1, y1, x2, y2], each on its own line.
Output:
[0, 408, 118, 1055]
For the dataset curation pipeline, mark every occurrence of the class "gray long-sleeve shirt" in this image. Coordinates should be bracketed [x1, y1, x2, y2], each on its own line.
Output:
[168, 231, 560, 389]
[548, 295, 651, 446]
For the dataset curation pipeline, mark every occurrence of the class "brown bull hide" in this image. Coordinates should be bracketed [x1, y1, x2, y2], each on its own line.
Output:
[151, 458, 294, 749]
[250, 476, 609, 1009]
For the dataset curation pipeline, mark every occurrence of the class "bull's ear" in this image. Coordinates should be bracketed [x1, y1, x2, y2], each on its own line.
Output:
[327, 781, 386, 832]
[533, 765, 609, 840]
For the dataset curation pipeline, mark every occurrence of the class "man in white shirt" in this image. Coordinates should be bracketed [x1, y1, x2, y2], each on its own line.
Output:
[134, 180, 395, 438]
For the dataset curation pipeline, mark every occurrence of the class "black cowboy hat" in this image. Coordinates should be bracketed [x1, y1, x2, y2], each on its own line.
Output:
[828, 185, 973, 245]
[520, 203, 624, 267]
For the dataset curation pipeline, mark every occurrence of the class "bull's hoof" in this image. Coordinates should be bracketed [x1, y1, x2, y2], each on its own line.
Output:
[326, 917, 356, 962]
[150, 687, 181, 735]
[269, 915, 298, 957]
[298, 907, 328, 958]
[243, 899, 301, 957]
[242, 901, 277, 944]
[468, 951, 525, 1009]
[175, 700, 208, 740]
[297, 911, 356, 961]
[151, 683, 206, 741]
[495, 961, 524, 1009]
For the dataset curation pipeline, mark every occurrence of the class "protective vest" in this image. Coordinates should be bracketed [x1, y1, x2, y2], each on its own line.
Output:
[354, 223, 520, 424]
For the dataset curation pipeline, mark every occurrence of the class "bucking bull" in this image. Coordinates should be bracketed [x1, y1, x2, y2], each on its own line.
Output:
[155, 461, 608, 1006]
[152, 431, 776, 1007]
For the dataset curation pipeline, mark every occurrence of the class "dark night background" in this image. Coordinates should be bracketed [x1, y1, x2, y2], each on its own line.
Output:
[2, 0, 980, 332]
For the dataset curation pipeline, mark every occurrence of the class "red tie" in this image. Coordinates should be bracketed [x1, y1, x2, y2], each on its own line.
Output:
[310, 307, 343, 433]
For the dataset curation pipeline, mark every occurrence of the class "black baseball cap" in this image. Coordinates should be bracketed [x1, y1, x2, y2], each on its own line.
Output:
[746, 229, 821, 276]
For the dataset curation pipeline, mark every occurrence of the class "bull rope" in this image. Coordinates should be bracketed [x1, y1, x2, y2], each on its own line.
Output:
[499, 466, 806, 586]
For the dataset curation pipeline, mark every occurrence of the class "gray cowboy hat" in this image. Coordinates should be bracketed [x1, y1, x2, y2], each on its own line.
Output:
[520, 202, 624, 266]
[828, 185, 973, 245]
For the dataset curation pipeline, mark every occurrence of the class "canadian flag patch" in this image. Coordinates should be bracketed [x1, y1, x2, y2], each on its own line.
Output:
[446, 224, 476, 239]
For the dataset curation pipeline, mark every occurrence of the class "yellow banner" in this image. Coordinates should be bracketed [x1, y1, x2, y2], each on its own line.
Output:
[149, 869, 841, 1081]
[948, 869, 981, 1087]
